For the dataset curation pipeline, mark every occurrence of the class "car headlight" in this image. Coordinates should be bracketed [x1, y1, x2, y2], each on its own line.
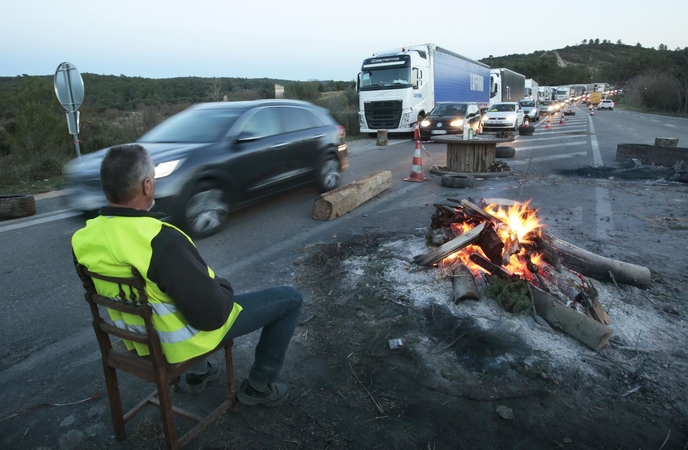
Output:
[450, 119, 464, 127]
[506, 115, 516, 122]
[420, 119, 430, 127]
[155, 160, 182, 179]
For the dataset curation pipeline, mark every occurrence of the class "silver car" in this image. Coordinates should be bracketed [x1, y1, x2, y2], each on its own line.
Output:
[518, 100, 540, 121]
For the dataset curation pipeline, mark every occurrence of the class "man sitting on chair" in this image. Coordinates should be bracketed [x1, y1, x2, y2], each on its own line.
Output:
[72, 144, 302, 406]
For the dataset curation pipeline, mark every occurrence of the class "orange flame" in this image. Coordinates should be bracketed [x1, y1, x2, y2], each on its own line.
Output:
[441, 200, 545, 277]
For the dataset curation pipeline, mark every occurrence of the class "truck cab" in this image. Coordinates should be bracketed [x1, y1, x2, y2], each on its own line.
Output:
[357, 46, 433, 133]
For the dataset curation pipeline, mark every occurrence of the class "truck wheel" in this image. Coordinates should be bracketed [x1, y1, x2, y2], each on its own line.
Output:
[440, 174, 475, 189]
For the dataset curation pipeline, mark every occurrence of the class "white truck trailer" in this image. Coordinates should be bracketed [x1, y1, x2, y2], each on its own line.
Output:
[489, 68, 526, 107]
[357, 44, 490, 134]
[525, 79, 539, 102]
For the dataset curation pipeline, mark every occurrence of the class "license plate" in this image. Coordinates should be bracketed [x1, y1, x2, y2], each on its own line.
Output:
[431, 130, 447, 135]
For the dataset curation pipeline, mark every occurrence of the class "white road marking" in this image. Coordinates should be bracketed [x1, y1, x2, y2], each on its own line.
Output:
[587, 112, 603, 167]
[595, 183, 614, 240]
[509, 152, 587, 164]
[514, 141, 587, 151]
[0, 210, 82, 233]
[536, 126, 588, 133]
[666, 124, 676, 128]
[516, 134, 588, 142]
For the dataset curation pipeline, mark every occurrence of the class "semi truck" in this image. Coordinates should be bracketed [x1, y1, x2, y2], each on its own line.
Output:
[356, 43, 490, 134]
[539, 86, 555, 101]
[489, 68, 526, 107]
[525, 79, 539, 102]
[555, 85, 572, 101]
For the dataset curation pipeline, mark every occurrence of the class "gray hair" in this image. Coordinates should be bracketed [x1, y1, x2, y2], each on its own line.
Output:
[100, 144, 154, 204]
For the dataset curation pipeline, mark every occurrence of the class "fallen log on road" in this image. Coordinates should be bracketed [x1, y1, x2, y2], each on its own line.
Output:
[312, 171, 391, 221]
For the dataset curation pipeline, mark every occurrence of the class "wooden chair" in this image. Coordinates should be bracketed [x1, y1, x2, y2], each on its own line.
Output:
[76, 264, 236, 450]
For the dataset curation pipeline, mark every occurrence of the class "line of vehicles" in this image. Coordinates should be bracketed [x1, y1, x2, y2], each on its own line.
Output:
[63, 43, 614, 239]
[356, 43, 615, 137]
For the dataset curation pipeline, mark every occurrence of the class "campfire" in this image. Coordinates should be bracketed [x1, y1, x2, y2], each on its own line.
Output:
[413, 198, 652, 351]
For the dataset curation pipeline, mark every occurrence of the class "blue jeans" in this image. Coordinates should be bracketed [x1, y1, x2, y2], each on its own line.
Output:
[190, 286, 303, 387]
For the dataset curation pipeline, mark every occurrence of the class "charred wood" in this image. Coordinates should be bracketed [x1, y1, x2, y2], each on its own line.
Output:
[529, 285, 613, 351]
[414, 222, 487, 266]
[468, 254, 513, 280]
[452, 264, 480, 303]
[541, 232, 651, 289]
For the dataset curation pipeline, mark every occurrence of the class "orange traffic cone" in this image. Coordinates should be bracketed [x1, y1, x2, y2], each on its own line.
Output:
[404, 140, 427, 182]
[524, 116, 530, 128]
[559, 113, 565, 125]
[590, 108, 595, 116]
[545, 116, 552, 129]
[413, 122, 420, 141]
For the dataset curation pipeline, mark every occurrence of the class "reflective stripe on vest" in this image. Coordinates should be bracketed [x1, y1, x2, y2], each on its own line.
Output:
[112, 319, 199, 343]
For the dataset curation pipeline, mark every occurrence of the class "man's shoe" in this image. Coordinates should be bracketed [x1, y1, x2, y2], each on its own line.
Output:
[237, 380, 289, 407]
[186, 362, 221, 393]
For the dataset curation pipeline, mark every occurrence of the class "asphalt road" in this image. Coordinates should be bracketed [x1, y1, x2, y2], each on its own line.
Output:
[1, 104, 687, 447]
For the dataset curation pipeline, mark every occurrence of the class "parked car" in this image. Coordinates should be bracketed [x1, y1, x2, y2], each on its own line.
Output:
[419, 102, 483, 140]
[597, 99, 615, 110]
[64, 100, 349, 238]
[518, 99, 540, 121]
[481, 102, 524, 131]
[539, 100, 556, 115]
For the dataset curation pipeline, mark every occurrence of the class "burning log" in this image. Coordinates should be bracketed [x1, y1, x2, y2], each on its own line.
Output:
[468, 253, 512, 280]
[540, 265, 594, 311]
[452, 264, 480, 302]
[414, 222, 487, 266]
[529, 284, 613, 351]
[540, 232, 651, 289]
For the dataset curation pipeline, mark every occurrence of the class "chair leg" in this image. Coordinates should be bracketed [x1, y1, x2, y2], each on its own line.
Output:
[224, 342, 236, 408]
[103, 366, 127, 441]
[155, 376, 179, 450]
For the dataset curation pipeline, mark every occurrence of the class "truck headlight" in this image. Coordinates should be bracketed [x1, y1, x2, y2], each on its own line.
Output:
[402, 112, 411, 124]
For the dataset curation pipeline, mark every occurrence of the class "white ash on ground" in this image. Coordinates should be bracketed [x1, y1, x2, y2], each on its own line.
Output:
[339, 234, 687, 379]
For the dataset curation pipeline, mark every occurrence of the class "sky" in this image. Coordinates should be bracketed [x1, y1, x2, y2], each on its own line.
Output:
[2, 0, 686, 82]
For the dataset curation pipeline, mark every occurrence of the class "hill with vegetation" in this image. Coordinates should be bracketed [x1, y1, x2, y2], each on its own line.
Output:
[480, 40, 688, 95]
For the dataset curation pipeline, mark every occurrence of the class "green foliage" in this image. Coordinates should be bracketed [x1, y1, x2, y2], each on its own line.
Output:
[483, 277, 533, 314]
[284, 81, 321, 102]
[313, 87, 359, 137]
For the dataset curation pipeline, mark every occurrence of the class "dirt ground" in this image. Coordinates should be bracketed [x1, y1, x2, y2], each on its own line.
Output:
[29, 176, 688, 450]
[121, 227, 687, 449]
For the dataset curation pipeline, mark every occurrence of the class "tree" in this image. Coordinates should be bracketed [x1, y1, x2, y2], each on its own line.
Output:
[284, 81, 320, 102]
[617, 39, 623, 45]
[594, 38, 600, 45]
[582, 39, 588, 45]
[589, 39, 595, 45]
[636, 42, 642, 48]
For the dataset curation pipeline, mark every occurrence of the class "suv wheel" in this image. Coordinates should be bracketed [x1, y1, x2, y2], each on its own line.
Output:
[317, 154, 341, 192]
[182, 182, 230, 238]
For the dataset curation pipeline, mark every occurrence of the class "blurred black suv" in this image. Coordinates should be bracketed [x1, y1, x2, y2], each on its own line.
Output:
[64, 100, 349, 237]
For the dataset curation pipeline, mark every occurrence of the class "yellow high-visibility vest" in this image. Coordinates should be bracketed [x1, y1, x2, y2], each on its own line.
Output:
[73, 214, 241, 363]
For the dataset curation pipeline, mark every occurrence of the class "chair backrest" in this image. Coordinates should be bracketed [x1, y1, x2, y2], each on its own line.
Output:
[76, 264, 166, 363]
